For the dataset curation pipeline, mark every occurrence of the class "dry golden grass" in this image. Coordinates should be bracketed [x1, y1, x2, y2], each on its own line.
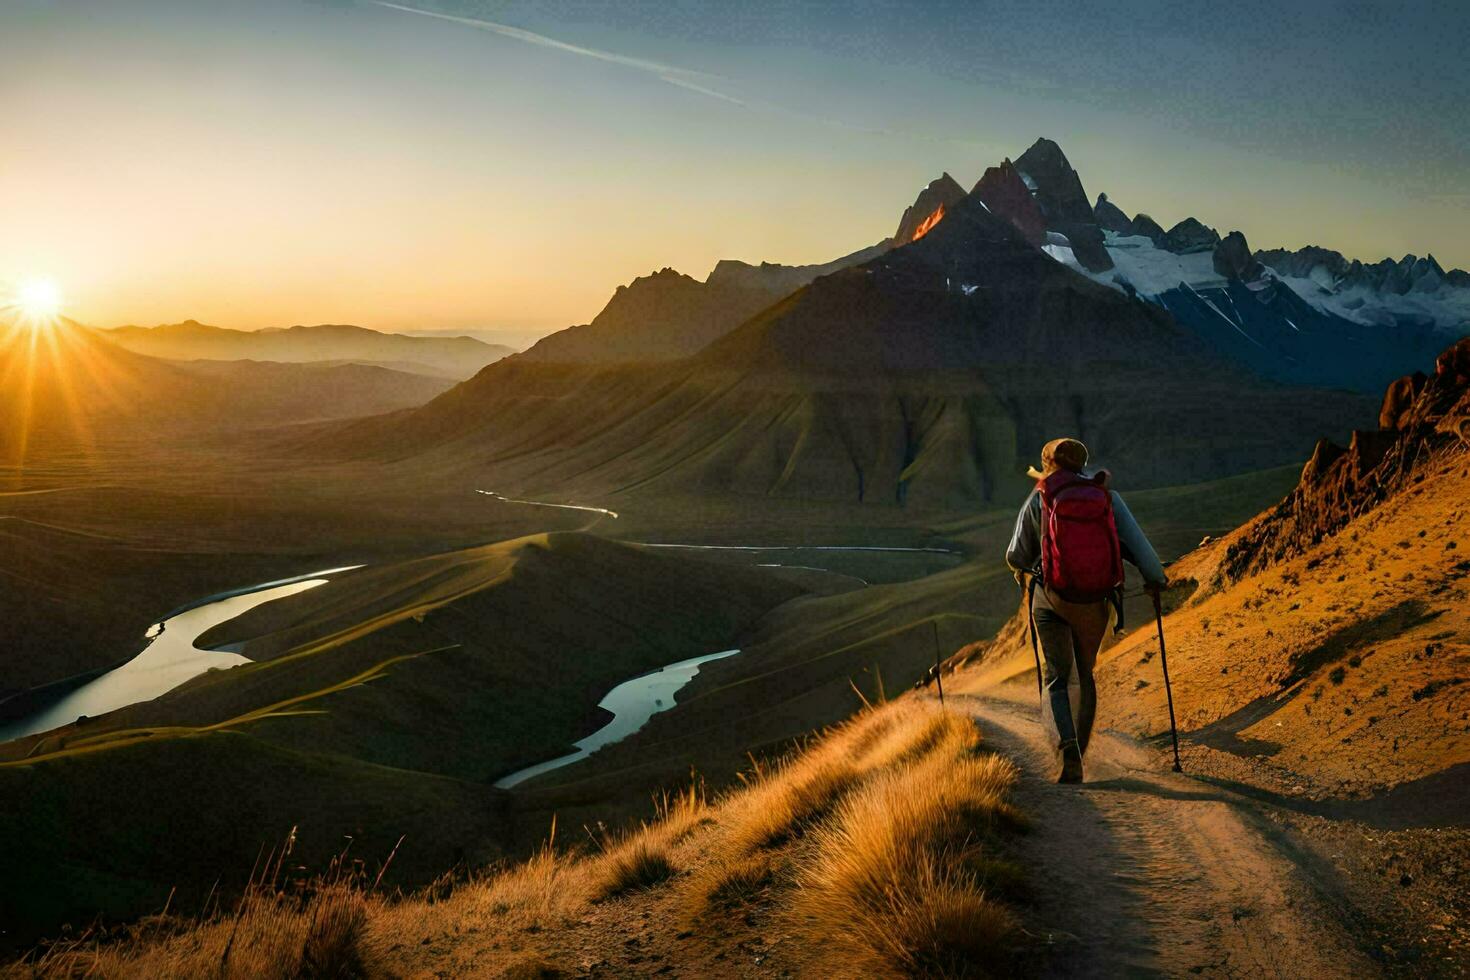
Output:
[12, 866, 376, 980]
[708, 698, 974, 861]
[679, 852, 778, 926]
[788, 709, 1021, 976]
[11, 700, 1023, 978]
[673, 697, 1023, 980]
[590, 835, 678, 900]
[366, 830, 591, 951]
[585, 777, 709, 900]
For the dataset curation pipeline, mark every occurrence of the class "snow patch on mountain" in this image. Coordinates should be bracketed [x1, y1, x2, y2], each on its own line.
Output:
[1265, 273, 1470, 330]
[1042, 233, 1470, 334]
[1043, 232, 1222, 296]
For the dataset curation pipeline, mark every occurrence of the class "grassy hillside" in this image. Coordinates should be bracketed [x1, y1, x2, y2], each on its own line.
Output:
[9, 699, 1029, 979]
[0, 534, 803, 946]
[0, 455, 593, 695]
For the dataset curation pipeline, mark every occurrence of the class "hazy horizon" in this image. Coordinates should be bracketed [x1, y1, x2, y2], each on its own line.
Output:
[4, 0, 1467, 333]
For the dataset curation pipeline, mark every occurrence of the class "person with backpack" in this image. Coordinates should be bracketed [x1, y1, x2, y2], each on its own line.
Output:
[1006, 437, 1167, 783]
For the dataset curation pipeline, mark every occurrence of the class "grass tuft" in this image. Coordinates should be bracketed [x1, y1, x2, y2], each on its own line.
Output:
[787, 704, 1022, 976]
[680, 852, 777, 925]
[591, 835, 679, 900]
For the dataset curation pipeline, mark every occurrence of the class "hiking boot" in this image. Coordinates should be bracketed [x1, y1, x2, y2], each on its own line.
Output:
[1057, 741, 1084, 784]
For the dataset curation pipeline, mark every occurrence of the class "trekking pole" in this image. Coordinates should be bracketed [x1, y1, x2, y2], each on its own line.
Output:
[930, 619, 945, 707]
[1151, 592, 1183, 773]
[1022, 574, 1044, 709]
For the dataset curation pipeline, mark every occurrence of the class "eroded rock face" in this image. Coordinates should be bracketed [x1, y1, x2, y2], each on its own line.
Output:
[1094, 193, 1132, 234]
[973, 159, 1047, 246]
[1437, 338, 1470, 384]
[1379, 372, 1428, 430]
[1163, 217, 1221, 254]
[1224, 338, 1470, 578]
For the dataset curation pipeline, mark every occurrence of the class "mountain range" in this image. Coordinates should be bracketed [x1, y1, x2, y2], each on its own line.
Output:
[307, 138, 1470, 511]
[103, 320, 513, 380]
[508, 138, 1466, 398]
[314, 174, 1373, 506]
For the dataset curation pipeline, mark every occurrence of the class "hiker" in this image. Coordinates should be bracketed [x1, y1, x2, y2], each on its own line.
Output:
[1006, 438, 1167, 783]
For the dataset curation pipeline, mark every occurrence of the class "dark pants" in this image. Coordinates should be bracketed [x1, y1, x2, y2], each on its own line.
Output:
[1031, 586, 1112, 753]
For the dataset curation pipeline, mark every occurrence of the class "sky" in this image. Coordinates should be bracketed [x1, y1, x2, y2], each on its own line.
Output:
[2, 0, 1467, 337]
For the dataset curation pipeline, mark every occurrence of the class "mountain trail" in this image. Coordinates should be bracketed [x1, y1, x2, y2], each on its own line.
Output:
[955, 692, 1379, 978]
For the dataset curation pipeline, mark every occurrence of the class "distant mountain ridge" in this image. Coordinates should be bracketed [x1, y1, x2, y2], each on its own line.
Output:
[100, 133, 1449, 504]
[515, 175, 967, 366]
[515, 242, 887, 365]
[0, 319, 453, 460]
[104, 320, 512, 380]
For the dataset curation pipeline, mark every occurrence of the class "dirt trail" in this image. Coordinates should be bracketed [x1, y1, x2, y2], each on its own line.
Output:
[956, 692, 1379, 979]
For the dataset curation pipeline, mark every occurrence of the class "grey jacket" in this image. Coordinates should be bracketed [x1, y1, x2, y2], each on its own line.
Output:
[1005, 478, 1167, 587]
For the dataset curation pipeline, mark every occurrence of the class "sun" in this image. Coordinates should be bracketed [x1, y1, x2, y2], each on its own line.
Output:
[15, 277, 63, 320]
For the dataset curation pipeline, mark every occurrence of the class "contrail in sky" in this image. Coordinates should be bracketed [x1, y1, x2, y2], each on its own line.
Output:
[368, 1, 990, 148]
[369, 1, 746, 106]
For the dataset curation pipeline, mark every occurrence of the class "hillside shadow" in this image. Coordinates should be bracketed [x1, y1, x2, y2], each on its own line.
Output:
[1185, 600, 1448, 762]
[1281, 599, 1444, 687]
[1189, 764, 1470, 832]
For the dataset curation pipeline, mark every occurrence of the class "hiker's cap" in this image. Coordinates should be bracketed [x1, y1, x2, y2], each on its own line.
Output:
[1027, 438, 1089, 480]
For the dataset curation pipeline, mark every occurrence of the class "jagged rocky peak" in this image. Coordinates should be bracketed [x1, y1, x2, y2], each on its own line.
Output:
[1213, 230, 1264, 282]
[616, 267, 696, 292]
[1162, 217, 1221, 254]
[1013, 138, 1095, 228]
[1007, 139, 1112, 272]
[594, 267, 708, 321]
[892, 172, 968, 244]
[1093, 193, 1132, 234]
[972, 159, 1047, 246]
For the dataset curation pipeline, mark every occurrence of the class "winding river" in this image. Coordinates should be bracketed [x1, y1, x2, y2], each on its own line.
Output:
[0, 567, 358, 744]
[494, 648, 740, 789]
[6, 490, 955, 762]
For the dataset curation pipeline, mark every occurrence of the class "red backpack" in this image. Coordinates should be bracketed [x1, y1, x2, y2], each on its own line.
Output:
[1038, 470, 1124, 603]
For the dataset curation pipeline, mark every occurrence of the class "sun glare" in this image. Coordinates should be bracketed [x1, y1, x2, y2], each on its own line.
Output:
[14, 277, 63, 320]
